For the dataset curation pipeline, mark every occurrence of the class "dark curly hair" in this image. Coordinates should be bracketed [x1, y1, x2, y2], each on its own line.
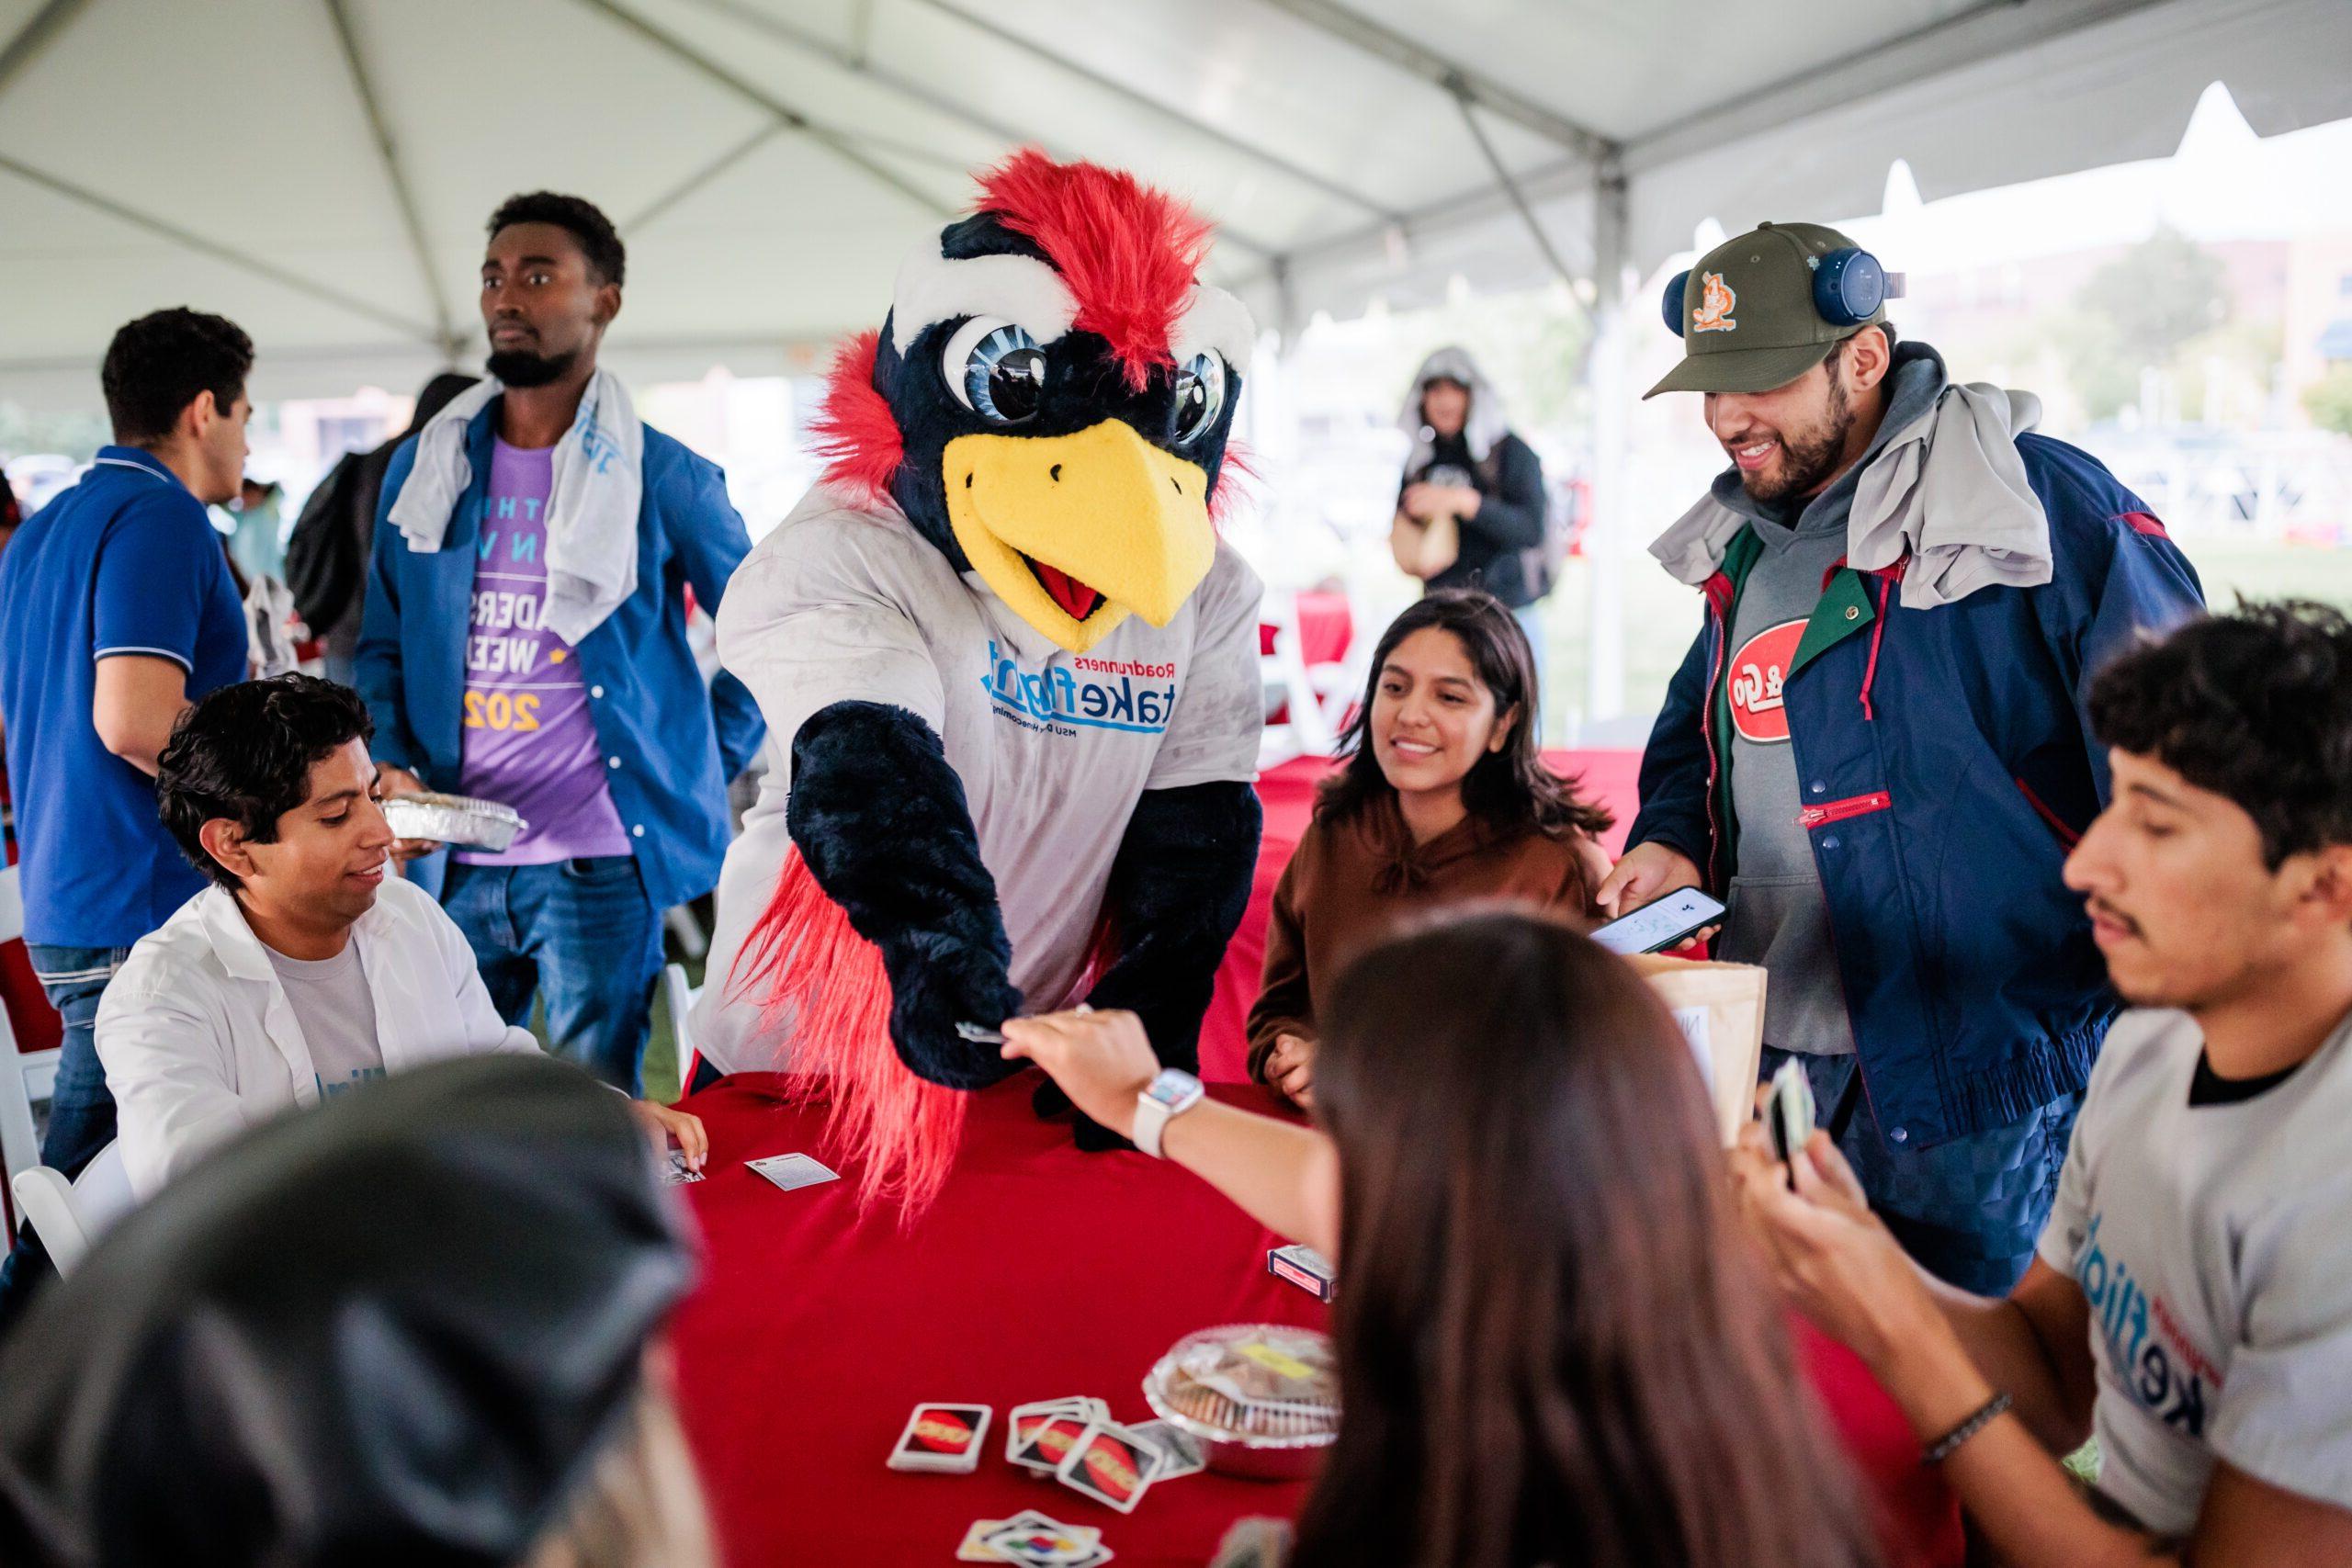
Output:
[1317, 589, 1611, 843]
[101, 308, 254, 446]
[158, 676, 376, 889]
[2088, 600, 2352, 867]
[488, 191, 626, 287]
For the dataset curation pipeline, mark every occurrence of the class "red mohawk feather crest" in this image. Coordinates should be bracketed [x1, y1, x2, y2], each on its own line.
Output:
[809, 330, 903, 506]
[978, 150, 1214, 391]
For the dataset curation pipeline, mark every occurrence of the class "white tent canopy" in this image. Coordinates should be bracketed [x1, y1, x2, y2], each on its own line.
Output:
[2, 0, 2349, 407]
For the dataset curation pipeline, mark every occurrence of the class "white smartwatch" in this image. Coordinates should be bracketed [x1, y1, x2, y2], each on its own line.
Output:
[1132, 1067, 1205, 1159]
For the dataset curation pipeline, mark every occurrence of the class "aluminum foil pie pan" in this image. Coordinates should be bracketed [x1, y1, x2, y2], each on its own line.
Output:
[1140, 1323, 1339, 1481]
[381, 792, 526, 852]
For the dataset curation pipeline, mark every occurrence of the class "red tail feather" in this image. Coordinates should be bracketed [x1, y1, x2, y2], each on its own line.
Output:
[736, 852, 967, 1220]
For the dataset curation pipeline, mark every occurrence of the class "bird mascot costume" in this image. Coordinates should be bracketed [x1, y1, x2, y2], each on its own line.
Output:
[701, 151, 1265, 1215]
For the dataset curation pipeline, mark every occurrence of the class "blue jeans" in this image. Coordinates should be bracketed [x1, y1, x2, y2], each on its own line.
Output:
[0, 944, 130, 1330]
[442, 856, 662, 1095]
[1761, 1045, 2081, 1295]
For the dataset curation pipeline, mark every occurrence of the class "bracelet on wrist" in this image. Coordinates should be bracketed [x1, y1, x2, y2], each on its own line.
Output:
[1923, 1392, 2012, 1465]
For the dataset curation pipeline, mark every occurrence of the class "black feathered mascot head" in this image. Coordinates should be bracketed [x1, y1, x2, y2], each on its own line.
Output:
[808, 149, 1254, 652]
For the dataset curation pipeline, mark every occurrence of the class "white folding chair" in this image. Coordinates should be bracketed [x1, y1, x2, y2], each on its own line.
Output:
[8, 1140, 135, 1278]
[662, 963, 703, 1084]
[0, 866, 62, 1236]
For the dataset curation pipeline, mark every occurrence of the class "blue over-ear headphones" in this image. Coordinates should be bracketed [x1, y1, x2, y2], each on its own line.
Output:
[1660, 247, 1888, 335]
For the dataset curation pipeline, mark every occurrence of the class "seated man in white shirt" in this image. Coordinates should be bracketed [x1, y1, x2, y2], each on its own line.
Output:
[1735, 601, 2352, 1566]
[96, 674, 707, 1199]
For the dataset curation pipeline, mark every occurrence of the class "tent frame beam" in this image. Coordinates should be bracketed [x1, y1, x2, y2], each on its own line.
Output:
[322, 0, 460, 357]
[1452, 92, 1581, 292]
[1249, 0, 1611, 160]
[900, 0, 1405, 226]
[0, 0, 94, 102]
[567, 0, 955, 220]
[669, 0, 1289, 257]
[0, 151, 441, 344]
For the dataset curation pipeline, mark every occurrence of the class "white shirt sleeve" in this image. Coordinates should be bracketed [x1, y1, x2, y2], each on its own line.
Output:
[1147, 540, 1264, 791]
[2207, 1162, 2352, 1512]
[717, 513, 949, 777]
[420, 884, 539, 1056]
[94, 967, 256, 1201]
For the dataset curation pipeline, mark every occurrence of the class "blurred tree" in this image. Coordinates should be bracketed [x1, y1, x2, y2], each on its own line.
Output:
[2059, 226, 2230, 422]
[2304, 366, 2352, 436]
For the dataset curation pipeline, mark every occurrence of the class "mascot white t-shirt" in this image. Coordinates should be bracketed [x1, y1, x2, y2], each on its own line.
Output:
[696, 483, 1262, 1071]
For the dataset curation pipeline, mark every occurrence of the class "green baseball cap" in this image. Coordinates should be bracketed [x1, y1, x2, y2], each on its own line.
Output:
[1644, 221, 1886, 399]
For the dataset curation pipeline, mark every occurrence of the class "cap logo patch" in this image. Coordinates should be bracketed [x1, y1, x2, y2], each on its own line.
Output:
[1691, 271, 1737, 333]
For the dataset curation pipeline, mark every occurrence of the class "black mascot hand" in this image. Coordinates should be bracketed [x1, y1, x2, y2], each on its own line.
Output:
[879, 924, 1025, 1092]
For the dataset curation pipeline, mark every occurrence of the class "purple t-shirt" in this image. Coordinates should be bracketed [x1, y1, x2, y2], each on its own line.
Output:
[454, 441, 632, 864]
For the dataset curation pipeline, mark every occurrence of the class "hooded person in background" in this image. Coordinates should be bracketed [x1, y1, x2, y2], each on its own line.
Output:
[0, 1052, 712, 1568]
[1392, 347, 1551, 691]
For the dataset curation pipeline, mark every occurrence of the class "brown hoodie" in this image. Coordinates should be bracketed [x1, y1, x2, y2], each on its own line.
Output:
[1245, 795, 1605, 1082]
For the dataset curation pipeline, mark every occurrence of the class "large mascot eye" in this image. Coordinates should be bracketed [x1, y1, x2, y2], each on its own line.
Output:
[942, 316, 1046, 425]
[1172, 352, 1227, 445]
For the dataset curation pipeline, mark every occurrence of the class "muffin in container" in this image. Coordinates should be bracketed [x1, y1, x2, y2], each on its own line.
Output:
[1141, 1324, 1339, 1480]
[381, 793, 527, 853]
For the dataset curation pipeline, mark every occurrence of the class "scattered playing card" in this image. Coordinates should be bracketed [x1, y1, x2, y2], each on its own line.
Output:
[982, 1517, 1112, 1567]
[1127, 1418, 1205, 1481]
[745, 1152, 838, 1192]
[1054, 1421, 1162, 1515]
[954, 1021, 1007, 1045]
[888, 1402, 990, 1472]
[662, 1148, 705, 1185]
[1009, 1412, 1094, 1474]
[959, 1510, 1100, 1562]
[1267, 1242, 1334, 1300]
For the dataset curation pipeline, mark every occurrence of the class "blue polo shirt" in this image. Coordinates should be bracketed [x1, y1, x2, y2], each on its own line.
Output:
[0, 447, 247, 946]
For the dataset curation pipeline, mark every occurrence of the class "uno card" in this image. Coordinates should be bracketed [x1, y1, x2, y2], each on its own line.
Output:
[1054, 1422, 1162, 1515]
[1267, 1243, 1335, 1301]
[888, 1402, 990, 1472]
[1766, 1057, 1816, 1174]
[1128, 1418, 1205, 1481]
[981, 1517, 1111, 1568]
[1009, 1412, 1094, 1473]
[662, 1148, 705, 1185]
[960, 1510, 1101, 1562]
[746, 1152, 839, 1192]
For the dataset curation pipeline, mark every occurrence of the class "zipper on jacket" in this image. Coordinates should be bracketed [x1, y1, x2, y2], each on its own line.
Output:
[1700, 578, 1731, 888]
[2013, 777, 2083, 848]
[1796, 791, 1893, 829]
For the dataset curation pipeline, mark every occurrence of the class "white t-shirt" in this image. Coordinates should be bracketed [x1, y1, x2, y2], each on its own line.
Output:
[695, 485, 1264, 1070]
[2037, 1006, 2352, 1537]
[263, 942, 385, 1100]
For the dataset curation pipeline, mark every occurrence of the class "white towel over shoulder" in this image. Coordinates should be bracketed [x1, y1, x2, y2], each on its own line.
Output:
[387, 370, 644, 644]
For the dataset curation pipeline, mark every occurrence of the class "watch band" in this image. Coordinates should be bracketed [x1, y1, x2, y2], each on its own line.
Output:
[1134, 1069, 1204, 1159]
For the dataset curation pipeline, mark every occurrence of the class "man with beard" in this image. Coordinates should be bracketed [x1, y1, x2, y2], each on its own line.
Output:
[356, 193, 763, 1095]
[1599, 221, 2203, 1292]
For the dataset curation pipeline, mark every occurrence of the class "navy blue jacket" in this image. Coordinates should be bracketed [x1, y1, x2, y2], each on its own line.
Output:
[355, 402, 763, 911]
[1627, 433, 2204, 1149]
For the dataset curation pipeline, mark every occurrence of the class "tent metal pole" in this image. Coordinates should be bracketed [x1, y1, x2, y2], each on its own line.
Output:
[322, 0, 460, 358]
[0, 0, 95, 102]
[1248, 0, 1611, 160]
[0, 152, 441, 344]
[627, 123, 787, 232]
[670, 0, 1290, 256]
[1451, 89, 1581, 296]
[899, 0, 1405, 226]
[566, 0, 955, 220]
[1583, 158, 1630, 728]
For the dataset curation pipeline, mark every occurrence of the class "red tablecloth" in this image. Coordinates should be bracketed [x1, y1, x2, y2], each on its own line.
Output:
[667, 1074, 1960, 1568]
[1199, 749, 1645, 1084]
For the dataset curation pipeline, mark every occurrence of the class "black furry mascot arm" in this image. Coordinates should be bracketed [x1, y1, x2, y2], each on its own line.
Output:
[1084, 782, 1261, 1071]
[785, 701, 1024, 1091]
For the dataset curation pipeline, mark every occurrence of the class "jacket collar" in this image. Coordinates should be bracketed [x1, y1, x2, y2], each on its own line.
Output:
[195, 884, 395, 982]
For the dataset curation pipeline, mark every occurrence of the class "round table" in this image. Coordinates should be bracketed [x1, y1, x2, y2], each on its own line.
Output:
[666, 1072, 1961, 1567]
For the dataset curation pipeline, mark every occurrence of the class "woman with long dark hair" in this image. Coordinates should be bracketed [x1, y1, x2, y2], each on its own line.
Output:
[1005, 911, 1896, 1568]
[1248, 589, 1611, 1104]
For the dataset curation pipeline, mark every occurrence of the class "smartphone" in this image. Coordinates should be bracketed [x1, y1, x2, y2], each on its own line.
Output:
[1588, 886, 1728, 956]
[1766, 1057, 1817, 1178]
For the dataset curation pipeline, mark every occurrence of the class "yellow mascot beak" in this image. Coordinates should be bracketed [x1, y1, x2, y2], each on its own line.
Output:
[943, 419, 1216, 656]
